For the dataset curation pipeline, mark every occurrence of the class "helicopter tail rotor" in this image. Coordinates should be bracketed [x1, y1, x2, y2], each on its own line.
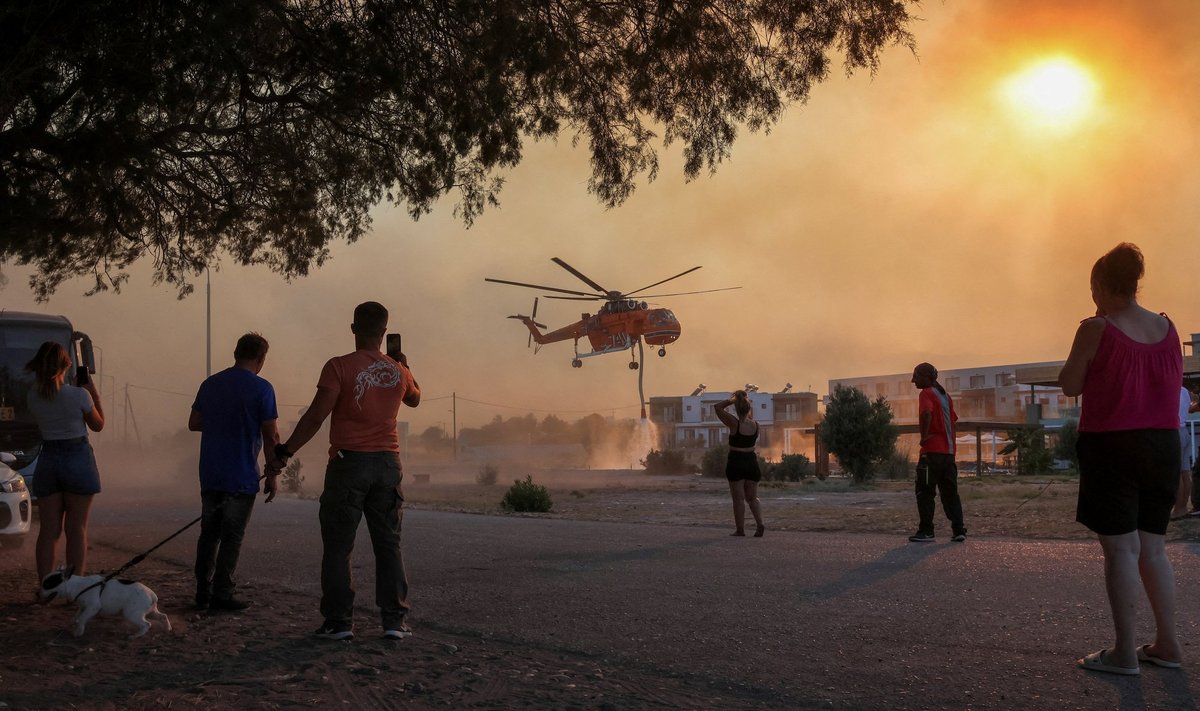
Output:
[507, 297, 547, 348]
[527, 298, 545, 347]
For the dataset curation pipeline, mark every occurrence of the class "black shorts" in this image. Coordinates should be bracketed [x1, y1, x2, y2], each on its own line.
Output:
[725, 450, 761, 482]
[1076, 429, 1180, 536]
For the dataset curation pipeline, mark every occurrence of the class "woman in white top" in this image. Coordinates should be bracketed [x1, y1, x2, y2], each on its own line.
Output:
[24, 342, 104, 582]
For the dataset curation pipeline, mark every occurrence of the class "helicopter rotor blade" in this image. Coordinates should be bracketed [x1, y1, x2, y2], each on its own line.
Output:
[531, 299, 546, 328]
[635, 286, 743, 298]
[551, 258, 608, 294]
[485, 277, 598, 298]
[542, 295, 606, 301]
[527, 298, 538, 347]
[624, 266, 703, 297]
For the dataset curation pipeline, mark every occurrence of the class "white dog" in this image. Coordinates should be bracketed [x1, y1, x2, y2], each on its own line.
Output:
[39, 566, 171, 638]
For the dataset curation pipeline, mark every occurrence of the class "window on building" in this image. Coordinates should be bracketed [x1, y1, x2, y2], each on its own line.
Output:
[685, 405, 692, 412]
[876, 382, 887, 395]
[945, 376, 960, 391]
[997, 372, 1015, 386]
[969, 375, 985, 388]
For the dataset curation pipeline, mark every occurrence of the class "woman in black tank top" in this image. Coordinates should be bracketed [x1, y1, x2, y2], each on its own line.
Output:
[714, 390, 764, 537]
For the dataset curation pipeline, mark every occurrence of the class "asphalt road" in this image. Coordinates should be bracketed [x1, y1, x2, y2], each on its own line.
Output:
[91, 494, 1200, 710]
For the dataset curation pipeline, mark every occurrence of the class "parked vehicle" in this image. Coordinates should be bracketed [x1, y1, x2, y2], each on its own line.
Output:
[0, 452, 31, 547]
[0, 311, 96, 495]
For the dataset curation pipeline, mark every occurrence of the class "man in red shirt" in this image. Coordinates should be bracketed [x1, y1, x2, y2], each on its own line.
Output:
[909, 362, 967, 543]
[275, 302, 421, 640]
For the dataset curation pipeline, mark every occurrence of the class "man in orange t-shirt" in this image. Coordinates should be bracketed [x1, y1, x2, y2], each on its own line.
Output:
[275, 301, 421, 641]
[908, 362, 966, 543]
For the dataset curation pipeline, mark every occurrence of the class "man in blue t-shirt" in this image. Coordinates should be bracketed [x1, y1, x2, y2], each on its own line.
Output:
[189, 333, 281, 611]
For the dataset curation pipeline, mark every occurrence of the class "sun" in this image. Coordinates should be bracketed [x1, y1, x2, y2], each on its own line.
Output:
[1000, 56, 1098, 133]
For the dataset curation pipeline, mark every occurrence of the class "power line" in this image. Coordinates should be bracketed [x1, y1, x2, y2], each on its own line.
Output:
[124, 383, 640, 417]
[451, 394, 641, 414]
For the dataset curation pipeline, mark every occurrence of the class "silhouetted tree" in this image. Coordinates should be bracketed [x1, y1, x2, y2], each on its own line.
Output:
[418, 425, 451, 453]
[1, 0, 916, 298]
[1001, 426, 1053, 476]
[818, 384, 897, 483]
[1052, 419, 1079, 471]
[536, 414, 574, 444]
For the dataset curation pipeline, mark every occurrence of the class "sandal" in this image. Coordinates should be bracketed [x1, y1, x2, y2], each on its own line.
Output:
[1078, 649, 1140, 676]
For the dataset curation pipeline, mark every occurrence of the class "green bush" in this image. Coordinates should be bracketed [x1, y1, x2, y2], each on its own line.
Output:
[701, 444, 729, 477]
[878, 449, 912, 481]
[767, 453, 814, 482]
[501, 475, 553, 512]
[476, 462, 499, 485]
[642, 448, 689, 475]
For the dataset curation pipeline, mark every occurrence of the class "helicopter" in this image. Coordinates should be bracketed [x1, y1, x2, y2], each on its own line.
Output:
[486, 258, 739, 369]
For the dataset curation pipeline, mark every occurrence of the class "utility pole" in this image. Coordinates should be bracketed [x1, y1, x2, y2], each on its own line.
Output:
[205, 266, 212, 377]
[452, 392, 457, 463]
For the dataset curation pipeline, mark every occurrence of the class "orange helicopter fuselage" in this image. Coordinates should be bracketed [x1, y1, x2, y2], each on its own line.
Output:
[522, 301, 681, 354]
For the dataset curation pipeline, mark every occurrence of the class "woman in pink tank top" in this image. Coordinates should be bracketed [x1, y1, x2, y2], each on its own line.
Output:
[1059, 243, 1184, 675]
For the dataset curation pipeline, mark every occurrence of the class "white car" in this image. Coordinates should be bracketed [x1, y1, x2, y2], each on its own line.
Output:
[0, 452, 32, 548]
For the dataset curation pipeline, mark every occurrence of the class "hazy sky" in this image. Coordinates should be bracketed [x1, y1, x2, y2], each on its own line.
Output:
[4, 0, 1199, 441]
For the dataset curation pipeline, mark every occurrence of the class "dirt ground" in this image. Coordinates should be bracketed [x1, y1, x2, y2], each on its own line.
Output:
[403, 468, 1200, 543]
[3, 468, 1199, 710]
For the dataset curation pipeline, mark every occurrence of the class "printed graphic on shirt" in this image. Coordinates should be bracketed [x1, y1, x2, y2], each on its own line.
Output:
[353, 360, 403, 408]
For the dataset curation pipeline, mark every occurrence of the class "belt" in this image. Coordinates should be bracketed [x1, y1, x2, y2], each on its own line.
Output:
[43, 436, 88, 446]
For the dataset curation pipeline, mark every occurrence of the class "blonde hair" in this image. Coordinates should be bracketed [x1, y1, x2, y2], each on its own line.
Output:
[24, 341, 71, 400]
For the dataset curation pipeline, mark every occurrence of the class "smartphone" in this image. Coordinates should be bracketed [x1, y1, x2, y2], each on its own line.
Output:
[386, 333, 402, 359]
[75, 365, 90, 386]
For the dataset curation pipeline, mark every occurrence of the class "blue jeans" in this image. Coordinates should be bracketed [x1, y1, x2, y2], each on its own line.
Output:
[194, 492, 256, 600]
[319, 451, 408, 627]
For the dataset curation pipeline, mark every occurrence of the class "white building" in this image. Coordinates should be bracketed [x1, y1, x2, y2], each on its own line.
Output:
[829, 361, 1072, 426]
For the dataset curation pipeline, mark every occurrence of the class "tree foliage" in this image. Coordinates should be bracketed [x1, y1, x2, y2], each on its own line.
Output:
[701, 443, 729, 478]
[642, 448, 689, 475]
[0, 0, 916, 298]
[1001, 426, 1053, 476]
[500, 475, 553, 513]
[818, 384, 897, 483]
[766, 453, 813, 482]
[458, 412, 628, 448]
[418, 425, 452, 452]
[1052, 419, 1079, 471]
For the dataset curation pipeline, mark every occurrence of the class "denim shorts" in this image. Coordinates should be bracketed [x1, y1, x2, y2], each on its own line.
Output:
[31, 437, 102, 497]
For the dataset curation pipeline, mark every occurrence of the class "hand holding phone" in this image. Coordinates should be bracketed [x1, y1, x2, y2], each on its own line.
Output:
[75, 365, 90, 387]
[386, 333, 402, 360]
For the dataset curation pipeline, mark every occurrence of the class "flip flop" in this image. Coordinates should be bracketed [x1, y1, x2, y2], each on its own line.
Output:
[1137, 645, 1182, 669]
[1078, 649, 1140, 676]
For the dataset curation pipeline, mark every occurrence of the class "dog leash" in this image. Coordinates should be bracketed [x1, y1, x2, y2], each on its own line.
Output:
[72, 474, 271, 600]
[1013, 479, 1055, 513]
